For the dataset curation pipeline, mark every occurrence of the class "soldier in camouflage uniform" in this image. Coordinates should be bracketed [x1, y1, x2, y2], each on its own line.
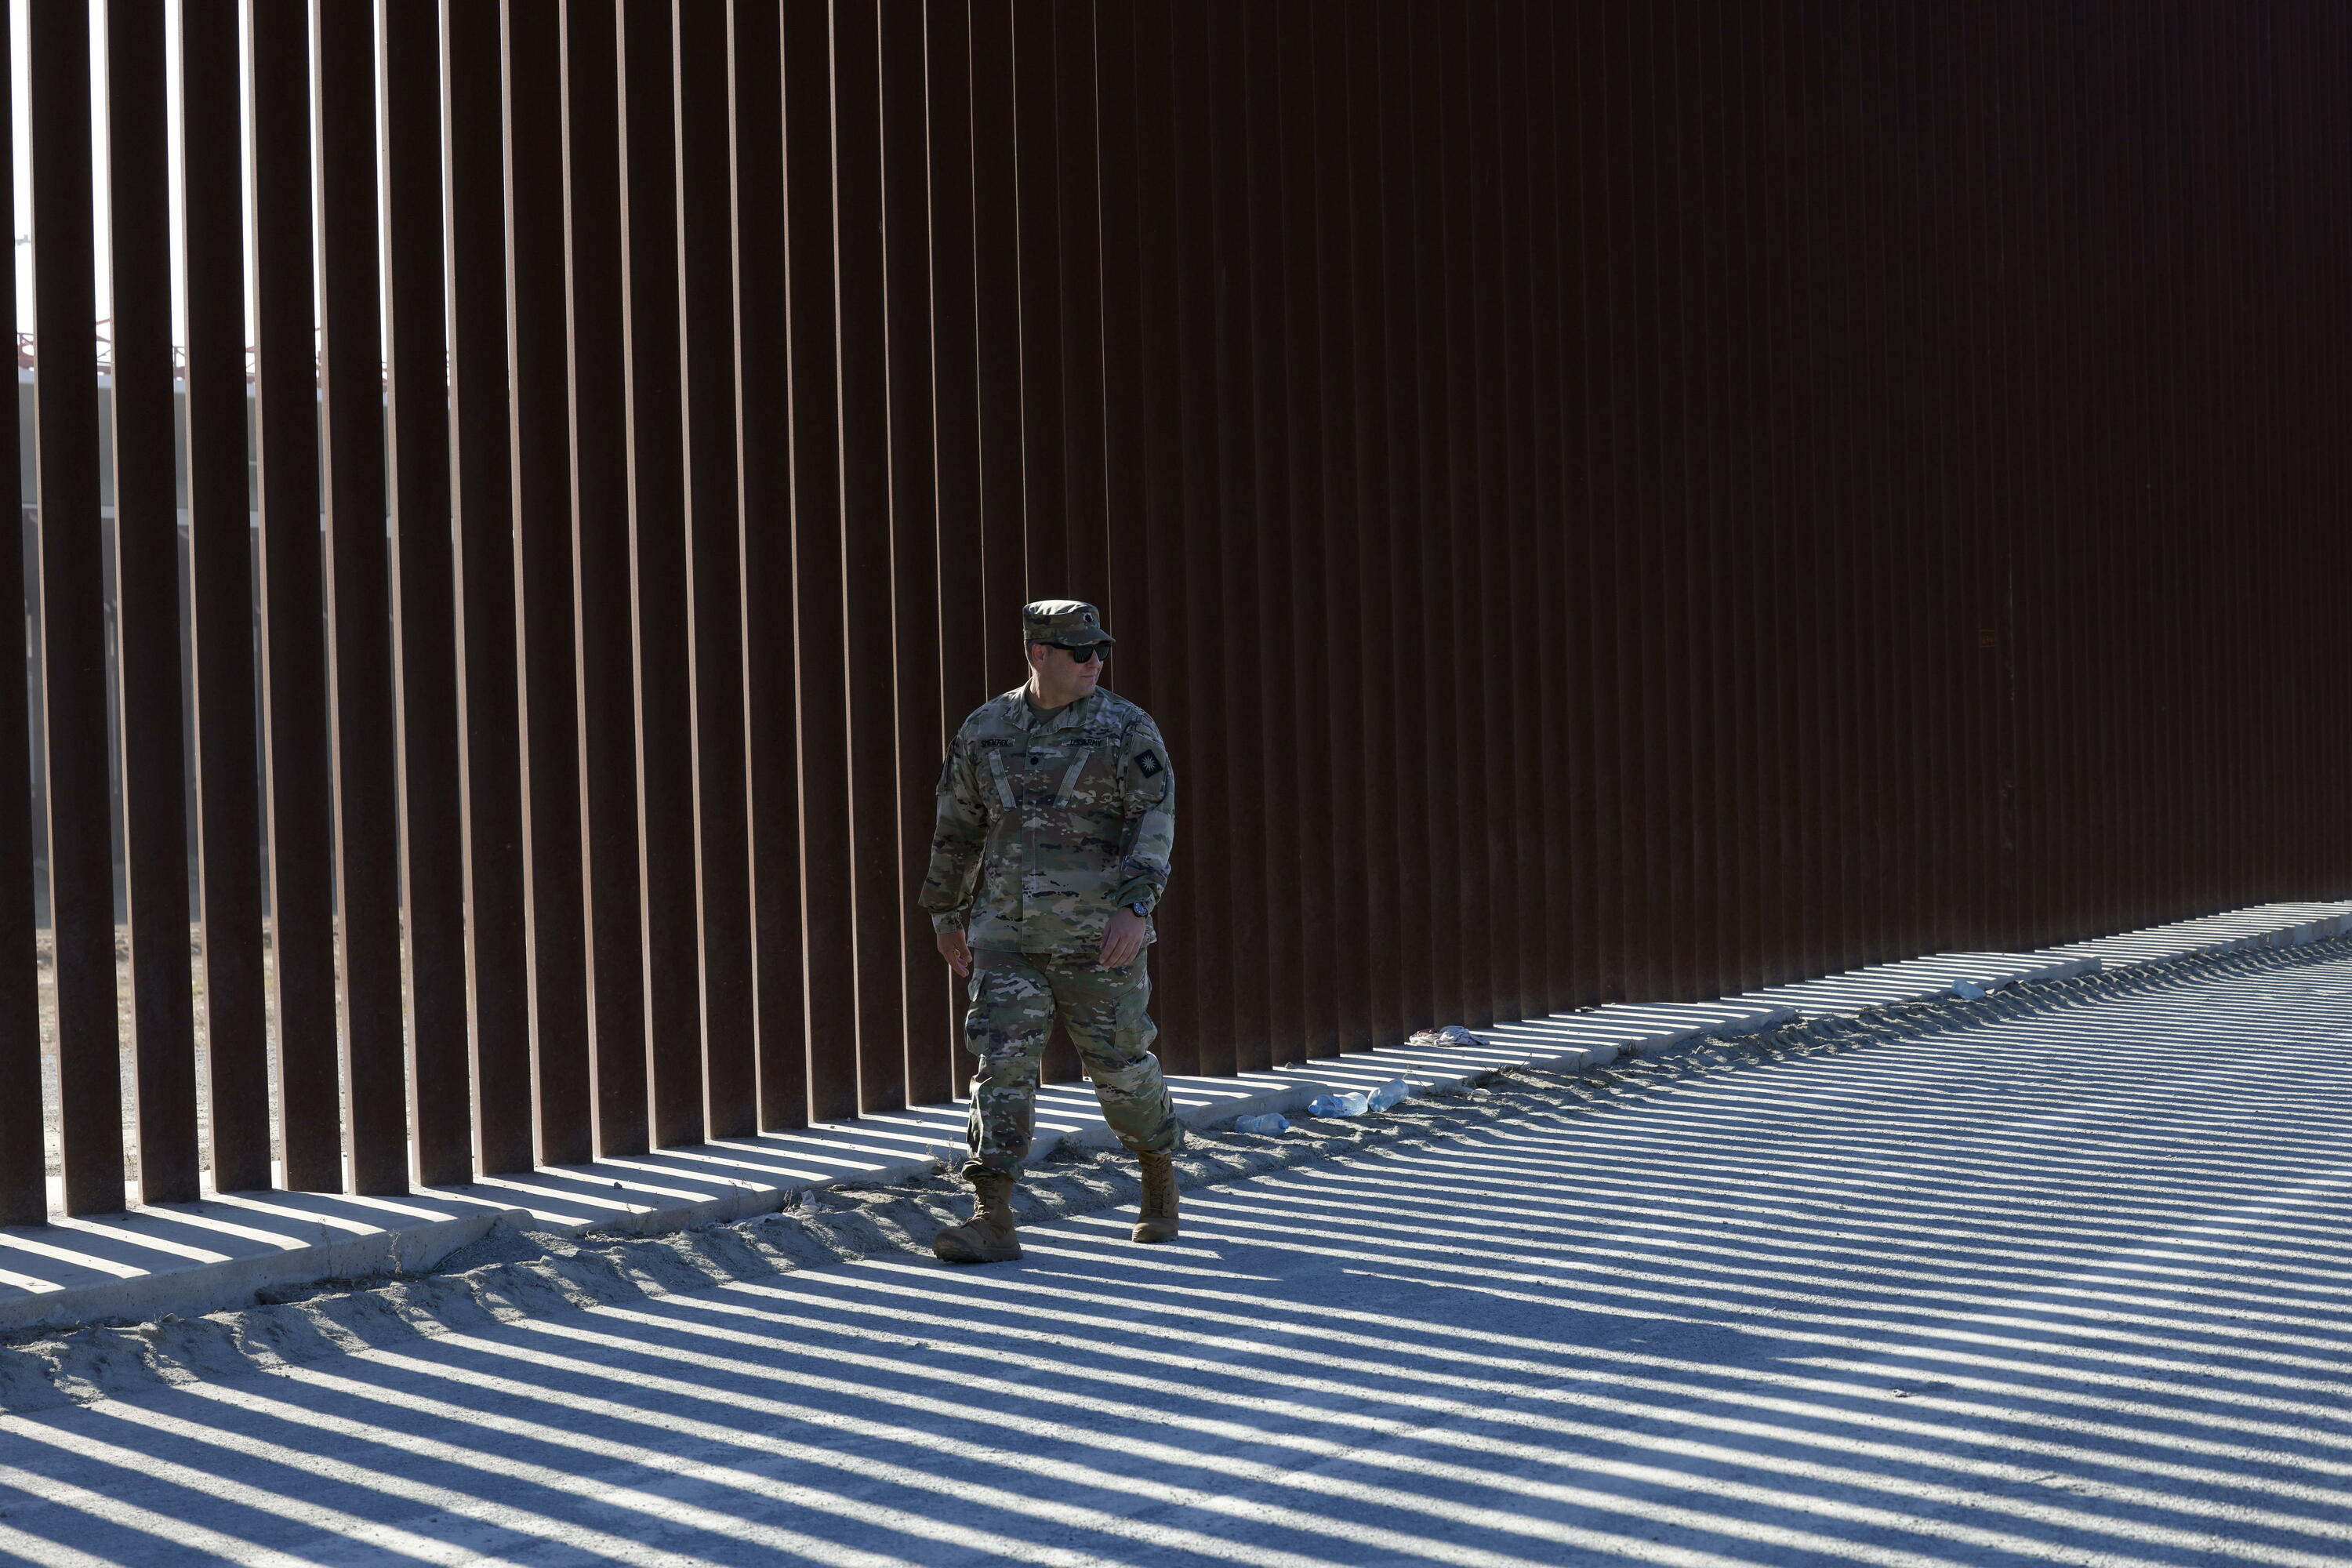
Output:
[920, 600, 1184, 1264]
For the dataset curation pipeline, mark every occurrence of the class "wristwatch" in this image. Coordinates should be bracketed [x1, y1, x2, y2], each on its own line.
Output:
[1129, 902, 1150, 919]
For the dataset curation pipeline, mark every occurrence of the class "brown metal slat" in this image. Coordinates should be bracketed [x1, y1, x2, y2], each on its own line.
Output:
[1414, 0, 1476, 1023]
[1980, 5, 2027, 951]
[1912, 1, 1960, 948]
[1847, 5, 1907, 969]
[1336, 12, 1402, 1048]
[1007, 0, 1067, 602]
[1371, 1, 1438, 1029]
[728, 0, 810, 1132]
[312, 0, 408, 1196]
[445, 0, 532, 1178]
[1293, 0, 1365, 1052]
[1202, 2, 1271, 1071]
[1491, 0, 1550, 1018]
[507, 0, 594, 1165]
[1229, 0, 1301, 1070]
[1708, 5, 1769, 996]
[105, 0, 199, 1206]
[0, 5, 38, 1227]
[249, 0, 340, 1193]
[1742, 2, 1794, 977]
[31, 0, 129, 1215]
[968, 1, 1027, 658]
[672, 0, 757, 1141]
[1818, 2, 1871, 975]
[920, 0, 988, 724]
[1907, 5, 1964, 961]
[1748, 0, 1798, 975]
[1523, 0, 1588, 1013]
[1929, 0, 1983, 953]
[1778, 2, 1834, 980]
[1120, 0, 1203, 1078]
[1164, 2, 1235, 1077]
[1458, 0, 1525, 1022]
[1803, 4, 1869, 971]
[778, 0, 858, 1127]
[382, 0, 472, 1189]
[2048, 9, 2097, 946]
[2043, 6, 2092, 947]
[1594, 0, 1650, 1000]
[1728, 0, 1783, 991]
[2144, 20, 2193, 924]
[1052, 1, 1111, 622]
[1951, 3, 2006, 954]
[613, 0, 702, 1152]
[1602, 0, 1661, 998]
[1741, 0, 1797, 983]
[1670, 0, 1737, 998]
[877, 0, 952, 1111]
[1990, 3, 2039, 950]
[1339, 2, 1406, 1043]
[1875, 5, 1933, 959]
[1987, 114, 2024, 958]
[1098, 2, 1194, 1076]
[1093, 0, 1147, 710]
[1451, 0, 1508, 1021]
[564, 0, 650, 1156]
[2111, 17, 2159, 931]
[1548, 0, 1612, 1008]
[830, 0, 908, 1116]
[920, 0, 985, 1101]
[178, 0, 268, 1199]
[1642, 2, 1704, 1000]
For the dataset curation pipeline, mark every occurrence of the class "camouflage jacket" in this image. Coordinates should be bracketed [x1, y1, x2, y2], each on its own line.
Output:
[919, 687, 1175, 954]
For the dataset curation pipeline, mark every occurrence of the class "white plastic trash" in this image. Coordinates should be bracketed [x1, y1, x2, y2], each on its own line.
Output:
[1951, 978, 1987, 1000]
[1233, 1112, 1290, 1135]
[1307, 1090, 1371, 1117]
[1367, 1077, 1411, 1112]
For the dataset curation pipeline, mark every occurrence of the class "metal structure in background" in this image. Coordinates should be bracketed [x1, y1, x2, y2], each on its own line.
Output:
[3, 0, 2348, 1223]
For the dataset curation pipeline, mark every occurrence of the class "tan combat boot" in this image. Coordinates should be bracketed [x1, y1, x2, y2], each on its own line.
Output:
[931, 1169, 1023, 1264]
[1134, 1151, 1180, 1243]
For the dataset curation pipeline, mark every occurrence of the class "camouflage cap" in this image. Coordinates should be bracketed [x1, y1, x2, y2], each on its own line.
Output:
[1021, 598, 1115, 646]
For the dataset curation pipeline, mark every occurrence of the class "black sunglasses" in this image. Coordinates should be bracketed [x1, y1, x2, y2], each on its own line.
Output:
[1052, 642, 1109, 663]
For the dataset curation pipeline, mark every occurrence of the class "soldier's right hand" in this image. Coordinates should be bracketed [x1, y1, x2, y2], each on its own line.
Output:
[936, 928, 973, 977]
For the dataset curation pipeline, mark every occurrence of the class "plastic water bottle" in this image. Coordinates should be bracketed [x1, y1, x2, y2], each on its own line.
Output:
[1308, 1090, 1371, 1117]
[1233, 1112, 1289, 1135]
[1367, 1077, 1411, 1112]
[1951, 978, 1987, 1000]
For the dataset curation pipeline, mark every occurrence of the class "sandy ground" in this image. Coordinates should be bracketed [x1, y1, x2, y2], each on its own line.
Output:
[2, 949, 2346, 1566]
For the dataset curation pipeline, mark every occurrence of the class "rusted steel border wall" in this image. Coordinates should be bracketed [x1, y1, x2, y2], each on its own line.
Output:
[3, 1, 2348, 1220]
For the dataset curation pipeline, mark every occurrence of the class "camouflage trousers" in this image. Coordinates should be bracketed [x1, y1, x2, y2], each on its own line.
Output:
[963, 948, 1182, 1176]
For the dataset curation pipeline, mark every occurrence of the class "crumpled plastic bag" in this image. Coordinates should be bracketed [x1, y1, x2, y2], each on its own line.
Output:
[1406, 1024, 1486, 1049]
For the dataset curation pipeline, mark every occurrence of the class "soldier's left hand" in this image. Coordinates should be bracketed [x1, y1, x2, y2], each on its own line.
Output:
[1098, 909, 1147, 968]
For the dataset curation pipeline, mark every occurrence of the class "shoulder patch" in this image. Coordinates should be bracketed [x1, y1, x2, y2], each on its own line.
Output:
[1135, 749, 1163, 779]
